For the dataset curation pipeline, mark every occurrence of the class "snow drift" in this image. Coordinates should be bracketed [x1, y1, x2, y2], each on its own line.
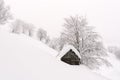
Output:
[95, 52, 120, 80]
[0, 31, 108, 80]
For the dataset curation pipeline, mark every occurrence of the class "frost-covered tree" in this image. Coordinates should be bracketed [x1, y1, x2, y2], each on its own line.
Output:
[61, 16, 111, 69]
[108, 46, 119, 53]
[49, 38, 62, 51]
[28, 24, 35, 37]
[108, 46, 120, 60]
[115, 49, 120, 60]
[11, 19, 24, 34]
[45, 36, 50, 44]
[0, 0, 11, 24]
[49, 36, 65, 51]
[22, 23, 35, 37]
[11, 19, 35, 36]
[37, 28, 47, 41]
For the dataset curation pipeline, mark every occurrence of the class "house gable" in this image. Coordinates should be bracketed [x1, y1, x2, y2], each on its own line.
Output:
[57, 45, 81, 65]
[61, 49, 80, 65]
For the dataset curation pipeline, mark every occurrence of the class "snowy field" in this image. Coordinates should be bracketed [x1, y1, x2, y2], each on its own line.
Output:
[95, 53, 120, 80]
[0, 29, 109, 80]
[0, 0, 120, 80]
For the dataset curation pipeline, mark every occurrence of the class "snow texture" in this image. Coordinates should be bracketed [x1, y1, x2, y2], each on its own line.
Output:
[0, 30, 108, 80]
[95, 52, 120, 80]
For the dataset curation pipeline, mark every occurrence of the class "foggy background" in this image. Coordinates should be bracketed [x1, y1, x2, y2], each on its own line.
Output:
[5, 0, 120, 46]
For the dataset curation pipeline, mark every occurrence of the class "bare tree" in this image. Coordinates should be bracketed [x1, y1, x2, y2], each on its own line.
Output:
[37, 28, 47, 41]
[61, 16, 111, 69]
[0, 0, 11, 24]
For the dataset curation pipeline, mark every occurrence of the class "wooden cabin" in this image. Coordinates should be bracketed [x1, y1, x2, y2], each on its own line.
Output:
[57, 45, 81, 65]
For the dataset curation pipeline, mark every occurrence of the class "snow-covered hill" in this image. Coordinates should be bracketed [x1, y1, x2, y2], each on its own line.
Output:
[95, 52, 120, 80]
[0, 31, 108, 80]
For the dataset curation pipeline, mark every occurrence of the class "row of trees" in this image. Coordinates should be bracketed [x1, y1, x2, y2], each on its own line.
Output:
[0, 0, 48, 43]
[11, 20, 34, 36]
[11, 19, 50, 43]
[0, 0, 49, 43]
[0, 0, 49, 44]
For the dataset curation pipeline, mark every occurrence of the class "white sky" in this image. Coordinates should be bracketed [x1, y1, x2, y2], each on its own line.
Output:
[5, 0, 120, 46]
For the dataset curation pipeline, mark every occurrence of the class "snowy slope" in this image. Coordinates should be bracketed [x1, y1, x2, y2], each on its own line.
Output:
[95, 52, 120, 80]
[0, 31, 108, 80]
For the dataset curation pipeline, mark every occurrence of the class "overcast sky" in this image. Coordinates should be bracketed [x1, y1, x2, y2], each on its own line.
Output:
[5, 0, 120, 46]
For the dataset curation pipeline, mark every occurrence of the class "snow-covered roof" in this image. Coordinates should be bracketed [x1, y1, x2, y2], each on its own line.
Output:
[57, 45, 81, 59]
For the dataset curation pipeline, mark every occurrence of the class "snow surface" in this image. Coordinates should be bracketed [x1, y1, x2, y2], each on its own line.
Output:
[0, 30, 109, 80]
[95, 52, 120, 80]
